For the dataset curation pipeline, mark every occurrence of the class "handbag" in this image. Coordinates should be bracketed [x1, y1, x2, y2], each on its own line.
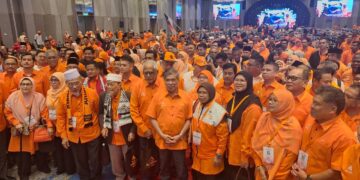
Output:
[33, 118, 53, 143]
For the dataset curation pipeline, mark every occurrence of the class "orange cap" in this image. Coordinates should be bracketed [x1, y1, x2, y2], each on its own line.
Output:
[194, 55, 207, 67]
[98, 51, 109, 61]
[164, 52, 176, 62]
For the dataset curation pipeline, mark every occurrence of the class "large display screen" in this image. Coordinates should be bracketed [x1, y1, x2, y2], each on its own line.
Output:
[257, 8, 297, 28]
[176, 0, 182, 19]
[149, 0, 157, 19]
[316, 0, 353, 17]
[213, 3, 241, 20]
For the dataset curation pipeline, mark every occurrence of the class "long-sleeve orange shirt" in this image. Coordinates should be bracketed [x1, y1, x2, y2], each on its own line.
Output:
[56, 87, 100, 143]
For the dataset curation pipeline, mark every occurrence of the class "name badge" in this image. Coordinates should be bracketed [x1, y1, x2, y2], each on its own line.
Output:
[192, 131, 202, 145]
[262, 107, 267, 112]
[297, 150, 309, 170]
[49, 109, 57, 120]
[263, 146, 274, 164]
[71, 117, 77, 128]
[113, 120, 121, 133]
[227, 118, 232, 132]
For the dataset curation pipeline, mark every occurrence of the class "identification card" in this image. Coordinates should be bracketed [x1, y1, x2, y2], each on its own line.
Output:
[113, 121, 120, 133]
[297, 150, 309, 170]
[49, 109, 57, 120]
[71, 117, 77, 128]
[227, 118, 232, 132]
[263, 146, 274, 164]
[192, 131, 202, 145]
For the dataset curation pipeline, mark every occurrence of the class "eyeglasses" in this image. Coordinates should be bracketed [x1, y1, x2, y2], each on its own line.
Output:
[286, 76, 302, 82]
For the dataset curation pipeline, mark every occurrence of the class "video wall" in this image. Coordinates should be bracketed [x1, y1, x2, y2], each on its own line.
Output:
[213, 2, 241, 20]
[316, 0, 353, 17]
[257, 8, 297, 28]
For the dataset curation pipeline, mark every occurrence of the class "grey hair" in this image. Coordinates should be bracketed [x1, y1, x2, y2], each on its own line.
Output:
[142, 60, 158, 71]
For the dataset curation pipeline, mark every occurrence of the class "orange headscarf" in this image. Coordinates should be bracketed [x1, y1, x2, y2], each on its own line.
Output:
[252, 89, 302, 179]
[173, 51, 193, 74]
[189, 70, 217, 102]
[252, 89, 302, 158]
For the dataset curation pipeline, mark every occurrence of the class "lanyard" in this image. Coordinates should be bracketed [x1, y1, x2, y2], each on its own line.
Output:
[230, 95, 249, 116]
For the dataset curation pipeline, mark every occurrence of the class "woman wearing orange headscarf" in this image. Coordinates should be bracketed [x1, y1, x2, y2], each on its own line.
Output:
[252, 89, 302, 180]
[174, 51, 193, 75]
[46, 72, 75, 174]
[188, 70, 221, 104]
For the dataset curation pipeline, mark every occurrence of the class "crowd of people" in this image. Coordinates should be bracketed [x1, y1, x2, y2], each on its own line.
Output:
[0, 25, 360, 180]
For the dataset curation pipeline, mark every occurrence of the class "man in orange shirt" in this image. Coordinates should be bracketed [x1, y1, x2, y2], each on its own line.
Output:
[42, 49, 67, 76]
[215, 63, 236, 107]
[244, 57, 264, 84]
[309, 38, 329, 69]
[308, 68, 333, 96]
[0, 82, 8, 180]
[340, 35, 352, 52]
[253, 62, 285, 107]
[120, 55, 140, 92]
[11, 52, 50, 96]
[0, 56, 18, 100]
[302, 38, 316, 60]
[291, 86, 356, 180]
[341, 125, 360, 179]
[84, 61, 106, 94]
[130, 60, 163, 179]
[340, 41, 359, 66]
[147, 68, 192, 180]
[286, 67, 313, 127]
[342, 53, 360, 86]
[56, 69, 101, 180]
[340, 85, 360, 133]
[99, 73, 136, 180]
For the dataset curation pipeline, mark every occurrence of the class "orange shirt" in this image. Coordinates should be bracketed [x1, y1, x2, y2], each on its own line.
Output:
[259, 48, 270, 61]
[341, 144, 360, 180]
[304, 46, 316, 60]
[340, 42, 351, 52]
[341, 68, 353, 87]
[11, 70, 50, 96]
[215, 79, 234, 107]
[339, 111, 360, 134]
[191, 101, 229, 175]
[0, 72, 16, 100]
[336, 61, 349, 79]
[228, 104, 262, 166]
[0, 82, 5, 132]
[253, 81, 285, 107]
[56, 88, 101, 143]
[121, 74, 140, 93]
[130, 78, 164, 137]
[293, 91, 313, 127]
[40, 63, 67, 76]
[341, 50, 360, 66]
[300, 116, 356, 174]
[146, 90, 192, 150]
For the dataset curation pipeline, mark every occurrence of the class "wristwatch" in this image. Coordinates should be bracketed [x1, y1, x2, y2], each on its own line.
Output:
[306, 175, 312, 180]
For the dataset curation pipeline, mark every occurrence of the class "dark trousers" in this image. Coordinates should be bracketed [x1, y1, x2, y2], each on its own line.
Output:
[0, 129, 8, 179]
[138, 137, 159, 180]
[15, 152, 31, 179]
[35, 151, 49, 172]
[159, 149, 187, 180]
[192, 169, 220, 180]
[54, 137, 76, 174]
[224, 161, 255, 180]
[70, 138, 101, 180]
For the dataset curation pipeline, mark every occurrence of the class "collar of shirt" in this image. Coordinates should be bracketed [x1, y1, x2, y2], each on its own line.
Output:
[165, 90, 182, 99]
[22, 70, 38, 77]
[317, 116, 339, 131]
[145, 78, 160, 88]
[295, 90, 308, 103]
